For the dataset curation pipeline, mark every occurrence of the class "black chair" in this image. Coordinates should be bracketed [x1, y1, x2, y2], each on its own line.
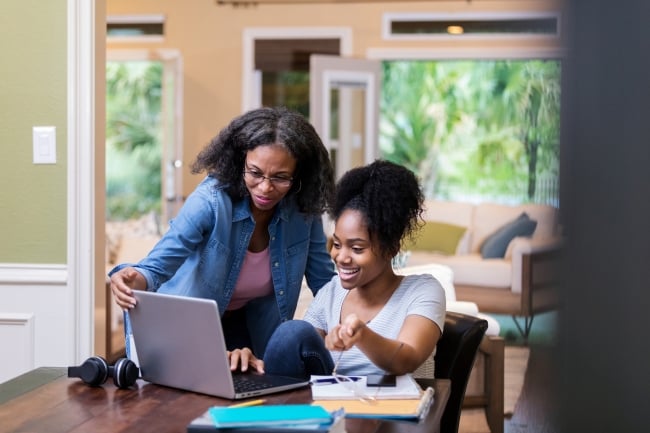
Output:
[434, 311, 489, 433]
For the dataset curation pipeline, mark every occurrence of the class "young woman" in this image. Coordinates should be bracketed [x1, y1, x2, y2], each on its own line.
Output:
[109, 107, 336, 363]
[245, 160, 446, 377]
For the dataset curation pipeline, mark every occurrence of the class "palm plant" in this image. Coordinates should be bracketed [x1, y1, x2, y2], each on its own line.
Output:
[380, 61, 465, 197]
[488, 60, 561, 200]
[106, 61, 163, 220]
[380, 60, 560, 204]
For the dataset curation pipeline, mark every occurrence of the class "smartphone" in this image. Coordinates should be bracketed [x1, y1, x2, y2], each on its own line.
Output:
[366, 374, 397, 387]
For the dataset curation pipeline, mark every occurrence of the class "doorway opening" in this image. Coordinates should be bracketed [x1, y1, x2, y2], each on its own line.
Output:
[254, 37, 340, 117]
[104, 50, 183, 360]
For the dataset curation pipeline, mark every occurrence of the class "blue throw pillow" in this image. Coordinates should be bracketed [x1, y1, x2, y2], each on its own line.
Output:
[480, 213, 538, 259]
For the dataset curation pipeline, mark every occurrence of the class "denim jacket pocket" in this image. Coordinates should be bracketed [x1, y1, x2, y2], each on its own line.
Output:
[285, 238, 309, 288]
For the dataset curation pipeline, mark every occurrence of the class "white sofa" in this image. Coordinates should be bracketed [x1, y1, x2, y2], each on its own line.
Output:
[405, 200, 563, 337]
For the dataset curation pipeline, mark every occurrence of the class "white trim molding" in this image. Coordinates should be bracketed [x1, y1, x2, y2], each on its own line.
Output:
[106, 14, 164, 24]
[67, 0, 96, 364]
[367, 46, 567, 60]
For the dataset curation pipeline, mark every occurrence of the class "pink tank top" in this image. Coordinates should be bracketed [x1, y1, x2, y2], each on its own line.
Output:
[227, 247, 273, 310]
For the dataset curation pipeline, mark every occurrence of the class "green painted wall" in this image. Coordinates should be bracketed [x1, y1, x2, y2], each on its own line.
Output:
[0, 0, 67, 263]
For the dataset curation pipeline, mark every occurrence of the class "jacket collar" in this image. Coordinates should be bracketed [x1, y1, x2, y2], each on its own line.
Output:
[232, 196, 292, 223]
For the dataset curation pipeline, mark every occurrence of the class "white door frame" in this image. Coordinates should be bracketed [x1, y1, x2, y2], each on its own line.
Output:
[241, 27, 352, 112]
[309, 55, 381, 178]
[68, 0, 97, 362]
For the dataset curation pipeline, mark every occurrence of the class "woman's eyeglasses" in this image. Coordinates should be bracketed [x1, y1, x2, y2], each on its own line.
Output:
[243, 170, 293, 189]
[332, 351, 378, 404]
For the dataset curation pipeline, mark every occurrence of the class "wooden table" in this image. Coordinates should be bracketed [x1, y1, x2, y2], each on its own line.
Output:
[0, 368, 450, 433]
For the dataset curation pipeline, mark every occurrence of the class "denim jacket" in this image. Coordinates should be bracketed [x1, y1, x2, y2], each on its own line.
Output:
[110, 176, 335, 354]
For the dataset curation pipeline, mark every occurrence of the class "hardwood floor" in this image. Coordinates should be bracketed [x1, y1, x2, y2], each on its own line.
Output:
[503, 344, 558, 433]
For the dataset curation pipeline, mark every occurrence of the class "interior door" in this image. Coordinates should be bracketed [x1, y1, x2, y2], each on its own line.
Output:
[159, 53, 184, 225]
[309, 55, 381, 180]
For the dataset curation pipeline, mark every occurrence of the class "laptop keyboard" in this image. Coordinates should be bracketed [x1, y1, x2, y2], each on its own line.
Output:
[232, 374, 275, 392]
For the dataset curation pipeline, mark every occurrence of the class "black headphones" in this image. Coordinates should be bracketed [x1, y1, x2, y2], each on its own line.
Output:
[67, 356, 139, 389]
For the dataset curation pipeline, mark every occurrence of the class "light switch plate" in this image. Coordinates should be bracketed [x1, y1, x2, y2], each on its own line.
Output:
[33, 126, 56, 164]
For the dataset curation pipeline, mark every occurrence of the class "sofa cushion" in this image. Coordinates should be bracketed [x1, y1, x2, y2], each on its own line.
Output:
[470, 203, 521, 253]
[518, 203, 560, 239]
[480, 213, 537, 259]
[431, 253, 513, 288]
[422, 200, 474, 254]
[404, 221, 467, 255]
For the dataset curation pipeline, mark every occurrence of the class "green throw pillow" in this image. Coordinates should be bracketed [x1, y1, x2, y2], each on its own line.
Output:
[480, 212, 538, 259]
[404, 221, 467, 255]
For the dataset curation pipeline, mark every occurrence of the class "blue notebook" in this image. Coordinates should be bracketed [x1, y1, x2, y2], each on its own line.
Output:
[208, 404, 332, 428]
[187, 407, 344, 433]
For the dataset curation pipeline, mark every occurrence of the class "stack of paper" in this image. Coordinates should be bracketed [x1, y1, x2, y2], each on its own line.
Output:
[314, 387, 435, 421]
[310, 374, 434, 421]
[310, 374, 422, 400]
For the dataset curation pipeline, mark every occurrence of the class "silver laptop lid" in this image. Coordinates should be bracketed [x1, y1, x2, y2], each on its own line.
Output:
[130, 291, 239, 398]
[129, 290, 309, 399]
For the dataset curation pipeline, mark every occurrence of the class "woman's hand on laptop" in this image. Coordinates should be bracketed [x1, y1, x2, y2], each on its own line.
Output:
[227, 348, 265, 374]
[110, 267, 147, 310]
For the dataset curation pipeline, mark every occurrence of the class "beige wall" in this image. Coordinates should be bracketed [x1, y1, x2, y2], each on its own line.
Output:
[107, 0, 564, 198]
[0, 0, 68, 263]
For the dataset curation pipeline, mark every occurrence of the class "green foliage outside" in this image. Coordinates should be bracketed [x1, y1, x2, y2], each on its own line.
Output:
[106, 59, 561, 221]
[380, 60, 561, 205]
[106, 61, 163, 221]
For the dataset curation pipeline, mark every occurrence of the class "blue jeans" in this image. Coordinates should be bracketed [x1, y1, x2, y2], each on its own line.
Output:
[263, 320, 334, 379]
[220, 306, 252, 352]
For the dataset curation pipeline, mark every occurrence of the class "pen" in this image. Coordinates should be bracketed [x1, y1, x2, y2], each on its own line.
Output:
[228, 398, 266, 408]
[310, 376, 362, 385]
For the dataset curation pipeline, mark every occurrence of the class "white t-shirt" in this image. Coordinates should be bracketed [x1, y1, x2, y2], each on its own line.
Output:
[303, 273, 446, 375]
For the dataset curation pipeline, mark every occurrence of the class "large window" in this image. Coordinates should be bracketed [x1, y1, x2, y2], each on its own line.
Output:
[380, 59, 561, 206]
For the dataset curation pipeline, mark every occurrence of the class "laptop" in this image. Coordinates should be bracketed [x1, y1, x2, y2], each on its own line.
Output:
[129, 290, 310, 399]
